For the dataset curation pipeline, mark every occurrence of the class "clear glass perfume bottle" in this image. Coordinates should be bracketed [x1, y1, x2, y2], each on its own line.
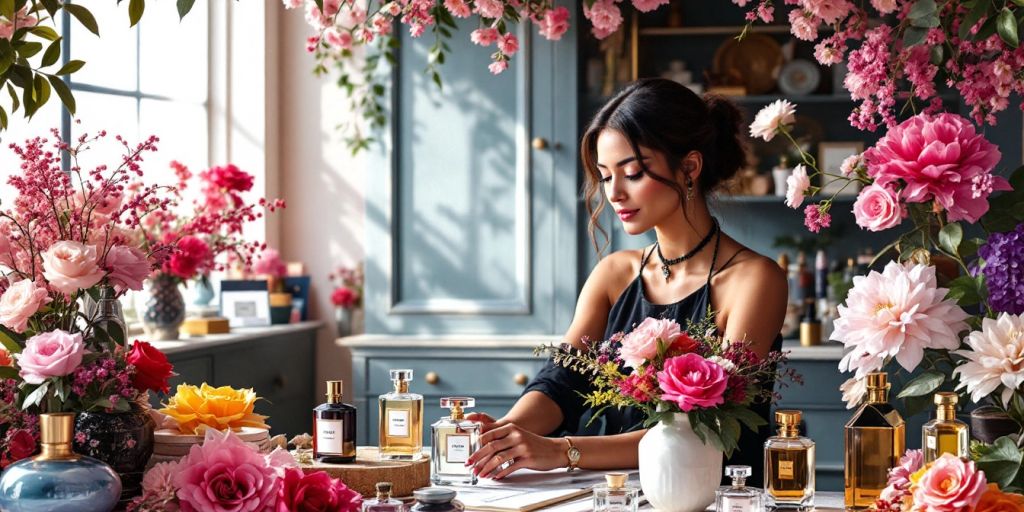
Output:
[764, 410, 815, 509]
[923, 391, 969, 463]
[845, 372, 905, 510]
[379, 369, 424, 461]
[431, 397, 481, 485]
[362, 482, 405, 512]
[593, 472, 640, 512]
[715, 465, 763, 512]
[313, 380, 357, 463]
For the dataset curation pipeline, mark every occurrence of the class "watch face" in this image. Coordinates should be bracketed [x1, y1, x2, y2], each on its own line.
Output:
[568, 447, 581, 463]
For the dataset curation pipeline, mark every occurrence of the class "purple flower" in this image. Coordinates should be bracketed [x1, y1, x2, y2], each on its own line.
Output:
[976, 223, 1024, 314]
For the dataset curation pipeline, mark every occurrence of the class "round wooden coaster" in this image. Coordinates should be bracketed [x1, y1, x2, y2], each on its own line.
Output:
[300, 447, 431, 498]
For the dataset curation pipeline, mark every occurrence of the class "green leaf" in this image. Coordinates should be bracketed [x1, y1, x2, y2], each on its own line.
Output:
[939, 222, 963, 255]
[313, 0, 323, 13]
[28, 26, 59, 41]
[976, 13, 1000, 40]
[960, 0, 992, 40]
[0, 366, 17, 379]
[903, 26, 929, 47]
[32, 72, 49, 107]
[693, 419, 726, 453]
[176, 0, 195, 19]
[897, 370, 946, 398]
[977, 437, 1024, 489]
[946, 275, 983, 306]
[908, 0, 937, 19]
[47, 74, 74, 115]
[16, 41, 42, 59]
[0, 325, 24, 353]
[128, 0, 145, 27]
[0, 0, 12, 19]
[40, 37, 61, 68]
[997, 7, 1019, 48]
[6, 83, 17, 113]
[55, 59, 84, 75]
[731, 406, 768, 432]
[960, 237, 983, 259]
[1013, 0, 1024, 6]
[929, 45, 944, 66]
[64, 4, 99, 36]
[23, 381, 49, 409]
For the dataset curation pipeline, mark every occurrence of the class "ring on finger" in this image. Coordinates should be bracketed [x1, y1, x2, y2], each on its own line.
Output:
[499, 457, 515, 471]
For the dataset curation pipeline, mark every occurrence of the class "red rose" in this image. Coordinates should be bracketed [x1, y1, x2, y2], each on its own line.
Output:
[331, 287, 357, 308]
[0, 349, 11, 367]
[6, 428, 36, 462]
[276, 467, 362, 512]
[165, 236, 211, 280]
[671, 333, 699, 354]
[126, 340, 174, 394]
[208, 164, 254, 193]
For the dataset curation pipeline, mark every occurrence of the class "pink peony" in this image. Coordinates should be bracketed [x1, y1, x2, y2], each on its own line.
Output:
[275, 467, 362, 512]
[912, 454, 987, 512]
[863, 113, 1010, 222]
[474, 0, 504, 18]
[488, 60, 508, 75]
[834, 262, 970, 377]
[42, 241, 105, 295]
[786, 164, 811, 208]
[619, 317, 682, 368]
[631, 0, 670, 12]
[583, 0, 624, 39]
[252, 248, 287, 278]
[803, 0, 852, 24]
[537, 6, 571, 40]
[497, 33, 519, 57]
[166, 236, 211, 280]
[788, 9, 818, 41]
[444, 0, 471, 17]
[104, 245, 151, 292]
[852, 183, 904, 232]
[142, 460, 182, 501]
[174, 429, 282, 512]
[657, 353, 728, 412]
[0, 279, 50, 333]
[888, 449, 923, 491]
[16, 330, 86, 384]
[470, 28, 499, 46]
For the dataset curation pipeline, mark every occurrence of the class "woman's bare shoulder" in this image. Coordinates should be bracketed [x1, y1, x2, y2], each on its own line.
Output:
[589, 248, 648, 301]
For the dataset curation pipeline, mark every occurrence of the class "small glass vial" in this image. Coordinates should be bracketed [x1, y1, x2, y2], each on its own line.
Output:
[410, 487, 461, 512]
[765, 409, 815, 509]
[715, 466, 764, 512]
[923, 392, 969, 463]
[431, 397, 481, 485]
[593, 472, 640, 512]
[313, 380, 357, 463]
[379, 369, 424, 461]
[362, 482, 405, 512]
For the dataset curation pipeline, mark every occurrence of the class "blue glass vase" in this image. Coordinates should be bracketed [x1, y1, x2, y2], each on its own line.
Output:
[0, 413, 121, 512]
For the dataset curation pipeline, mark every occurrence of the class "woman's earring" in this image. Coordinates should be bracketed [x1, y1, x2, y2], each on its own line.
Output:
[685, 178, 695, 201]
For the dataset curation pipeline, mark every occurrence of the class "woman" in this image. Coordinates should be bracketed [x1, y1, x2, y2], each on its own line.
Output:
[465, 78, 788, 484]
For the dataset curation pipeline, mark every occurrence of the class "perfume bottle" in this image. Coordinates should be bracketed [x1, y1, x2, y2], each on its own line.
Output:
[379, 369, 424, 460]
[313, 380, 357, 463]
[431, 397, 481, 485]
[923, 392, 969, 463]
[362, 482, 405, 512]
[715, 465, 763, 512]
[593, 472, 640, 512]
[845, 372, 905, 510]
[764, 410, 815, 509]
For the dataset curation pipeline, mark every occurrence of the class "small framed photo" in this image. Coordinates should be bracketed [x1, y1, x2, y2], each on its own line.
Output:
[818, 141, 864, 196]
[220, 280, 271, 328]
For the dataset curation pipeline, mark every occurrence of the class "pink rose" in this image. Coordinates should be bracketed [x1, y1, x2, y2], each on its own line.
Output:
[103, 245, 151, 292]
[657, 353, 728, 412]
[0, 279, 51, 333]
[912, 453, 987, 512]
[276, 467, 362, 512]
[853, 183, 905, 232]
[42, 241, 105, 295]
[584, 0, 624, 36]
[786, 164, 811, 208]
[619, 317, 682, 368]
[175, 429, 281, 512]
[16, 330, 86, 384]
[537, 6, 570, 40]
[887, 449, 923, 490]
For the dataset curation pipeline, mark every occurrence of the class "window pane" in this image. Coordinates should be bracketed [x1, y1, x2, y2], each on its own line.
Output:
[140, 2, 208, 101]
[139, 98, 208, 183]
[70, 92, 138, 169]
[70, 2, 138, 91]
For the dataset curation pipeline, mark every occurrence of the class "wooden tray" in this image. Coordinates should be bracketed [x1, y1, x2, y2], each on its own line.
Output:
[300, 447, 431, 498]
[153, 427, 271, 457]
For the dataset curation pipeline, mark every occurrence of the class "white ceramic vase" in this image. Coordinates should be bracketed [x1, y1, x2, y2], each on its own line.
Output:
[638, 413, 723, 512]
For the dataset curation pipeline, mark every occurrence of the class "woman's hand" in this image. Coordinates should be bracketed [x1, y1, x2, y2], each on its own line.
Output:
[464, 412, 510, 434]
[466, 424, 567, 480]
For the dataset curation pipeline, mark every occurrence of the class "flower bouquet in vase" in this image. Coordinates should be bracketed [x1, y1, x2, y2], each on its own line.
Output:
[329, 262, 363, 336]
[538, 313, 798, 512]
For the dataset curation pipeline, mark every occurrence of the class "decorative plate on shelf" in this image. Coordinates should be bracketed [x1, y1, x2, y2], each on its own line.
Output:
[778, 59, 822, 96]
[712, 33, 784, 95]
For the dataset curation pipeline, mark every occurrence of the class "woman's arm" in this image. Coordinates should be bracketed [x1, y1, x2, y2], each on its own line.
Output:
[467, 426, 645, 480]
[717, 255, 788, 357]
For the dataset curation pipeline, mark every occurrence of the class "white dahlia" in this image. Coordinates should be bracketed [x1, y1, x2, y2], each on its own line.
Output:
[954, 313, 1024, 406]
[749, 99, 796, 142]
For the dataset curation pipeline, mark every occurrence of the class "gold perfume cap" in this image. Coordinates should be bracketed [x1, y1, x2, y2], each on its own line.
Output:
[326, 380, 343, 402]
[775, 410, 802, 426]
[866, 372, 889, 390]
[935, 392, 958, 406]
[37, 412, 77, 461]
[605, 473, 627, 489]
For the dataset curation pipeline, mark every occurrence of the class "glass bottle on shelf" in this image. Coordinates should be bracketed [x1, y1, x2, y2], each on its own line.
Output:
[715, 465, 763, 512]
[431, 397, 480, 485]
[313, 380, 357, 463]
[764, 410, 815, 509]
[379, 369, 424, 460]
[844, 372, 905, 510]
[362, 482, 404, 512]
[593, 472, 640, 512]
[922, 392, 969, 463]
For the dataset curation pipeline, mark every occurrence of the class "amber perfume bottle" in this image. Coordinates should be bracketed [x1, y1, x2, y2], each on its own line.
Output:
[313, 380, 357, 463]
[923, 392, 969, 463]
[431, 397, 481, 485]
[845, 372, 905, 510]
[379, 369, 424, 460]
[764, 410, 815, 509]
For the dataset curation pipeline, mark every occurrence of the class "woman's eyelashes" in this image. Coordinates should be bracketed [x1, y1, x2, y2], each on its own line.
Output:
[599, 170, 645, 183]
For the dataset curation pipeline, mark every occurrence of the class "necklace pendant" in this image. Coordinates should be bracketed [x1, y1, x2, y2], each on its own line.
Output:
[662, 264, 671, 281]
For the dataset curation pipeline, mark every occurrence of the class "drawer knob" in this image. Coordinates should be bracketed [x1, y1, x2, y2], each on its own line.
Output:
[425, 372, 440, 385]
[514, 373, 528, 386]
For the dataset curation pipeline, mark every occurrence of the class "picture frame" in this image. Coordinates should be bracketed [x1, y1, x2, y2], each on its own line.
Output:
[818, 141, 864, 196]
[219, 280, 271, 328]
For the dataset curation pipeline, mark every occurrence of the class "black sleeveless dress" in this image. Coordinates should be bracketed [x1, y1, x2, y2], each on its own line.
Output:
[523, 233, 783, 486]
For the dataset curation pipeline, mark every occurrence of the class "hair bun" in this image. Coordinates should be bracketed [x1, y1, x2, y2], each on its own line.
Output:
[702, 94, 747, 190]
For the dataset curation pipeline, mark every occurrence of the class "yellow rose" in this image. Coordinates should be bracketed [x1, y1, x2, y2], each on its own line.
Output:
[159, 383, 270, 434]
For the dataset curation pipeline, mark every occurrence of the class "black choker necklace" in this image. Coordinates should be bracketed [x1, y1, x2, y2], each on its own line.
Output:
[655, 220, 719, 282]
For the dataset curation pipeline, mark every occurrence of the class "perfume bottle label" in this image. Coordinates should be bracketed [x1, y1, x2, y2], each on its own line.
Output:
[446, 434, 471, 463]
[721, 496, 755, 512]
[387, 409, 410, 438]
[927, 435, 936, 449]
[779, 460, 794, 480]
[316, 419, 344, 455]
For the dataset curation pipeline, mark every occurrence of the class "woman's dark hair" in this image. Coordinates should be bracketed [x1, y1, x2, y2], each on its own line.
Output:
[580, 78, 748, 254]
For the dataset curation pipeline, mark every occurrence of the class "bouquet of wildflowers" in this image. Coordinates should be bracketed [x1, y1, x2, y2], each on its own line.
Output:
[329, 262, 364, 310]
[537, 313, 799, 457]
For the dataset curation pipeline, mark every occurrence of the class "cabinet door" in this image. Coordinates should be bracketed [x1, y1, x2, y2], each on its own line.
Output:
[366, 4, 578, 335]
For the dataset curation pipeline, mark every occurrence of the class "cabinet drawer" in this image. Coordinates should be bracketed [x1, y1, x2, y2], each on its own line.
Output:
[365, 358, 546, 397]
[777, 360, 847, 406]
